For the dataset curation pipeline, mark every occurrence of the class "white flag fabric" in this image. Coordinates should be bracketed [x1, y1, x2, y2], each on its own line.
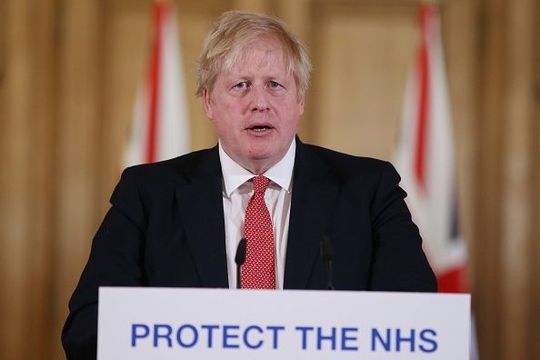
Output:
[124, 1, 189, 166]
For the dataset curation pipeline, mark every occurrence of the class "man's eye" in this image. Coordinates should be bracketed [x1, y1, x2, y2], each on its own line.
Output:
[268, 81, 282, 89]
[233, 82, 248, 90]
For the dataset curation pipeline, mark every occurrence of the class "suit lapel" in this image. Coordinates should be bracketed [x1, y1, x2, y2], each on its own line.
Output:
[284, 141, 340, 289]
[175, 147, 229, 288]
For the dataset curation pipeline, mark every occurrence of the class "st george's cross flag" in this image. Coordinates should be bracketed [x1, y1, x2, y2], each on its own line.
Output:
[124, 1, 189, 167]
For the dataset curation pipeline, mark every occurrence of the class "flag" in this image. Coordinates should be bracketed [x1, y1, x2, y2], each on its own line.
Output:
[395, 3, 467, 293]
[394, 4, 477, 358]
[124, 0, 189, 167]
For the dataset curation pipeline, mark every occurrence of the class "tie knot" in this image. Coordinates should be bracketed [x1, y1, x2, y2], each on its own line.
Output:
[252, 175, 270, 193]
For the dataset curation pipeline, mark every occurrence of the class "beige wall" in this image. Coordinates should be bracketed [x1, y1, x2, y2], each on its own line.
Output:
[0, 0, 538, 359]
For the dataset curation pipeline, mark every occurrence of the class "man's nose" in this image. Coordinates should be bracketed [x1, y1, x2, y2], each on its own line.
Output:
[249, 85, 270, 112]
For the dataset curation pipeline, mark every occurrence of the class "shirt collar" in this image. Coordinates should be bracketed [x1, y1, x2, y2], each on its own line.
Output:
[219, 139, 296, 198]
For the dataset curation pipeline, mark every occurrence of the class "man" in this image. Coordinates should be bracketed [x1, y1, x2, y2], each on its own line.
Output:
[62, 10, 436, 359]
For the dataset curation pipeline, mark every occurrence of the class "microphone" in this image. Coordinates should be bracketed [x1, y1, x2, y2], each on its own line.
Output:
[320, 236, 335, 290]
[235, 239, 247, 289]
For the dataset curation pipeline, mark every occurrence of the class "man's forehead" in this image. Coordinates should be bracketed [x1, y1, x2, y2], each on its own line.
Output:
[223, 36, 288, 71]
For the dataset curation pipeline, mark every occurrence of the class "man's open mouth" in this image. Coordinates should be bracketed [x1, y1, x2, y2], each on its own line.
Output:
[248, 125, 272, 132]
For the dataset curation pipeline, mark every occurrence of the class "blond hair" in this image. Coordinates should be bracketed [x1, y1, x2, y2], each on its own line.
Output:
[196, 10, 312, 99]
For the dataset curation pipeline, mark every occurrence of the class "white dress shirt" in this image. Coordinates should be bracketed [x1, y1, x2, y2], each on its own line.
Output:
[219, 139, 296, 289]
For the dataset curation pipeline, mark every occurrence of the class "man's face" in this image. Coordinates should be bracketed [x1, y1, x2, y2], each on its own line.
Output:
[203, 36, 304, 174]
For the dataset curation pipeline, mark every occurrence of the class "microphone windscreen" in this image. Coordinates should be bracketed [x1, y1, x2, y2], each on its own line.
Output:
[235, 238, 247, 265]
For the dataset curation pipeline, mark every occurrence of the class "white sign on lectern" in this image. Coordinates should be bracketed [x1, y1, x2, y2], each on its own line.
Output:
[98, 287, 470, 360]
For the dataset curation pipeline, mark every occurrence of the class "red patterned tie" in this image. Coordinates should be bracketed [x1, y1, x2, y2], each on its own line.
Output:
[242, 176, 276, 289]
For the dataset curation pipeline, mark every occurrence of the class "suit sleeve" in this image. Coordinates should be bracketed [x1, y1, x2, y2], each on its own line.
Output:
[61, 168, 147, 360]
[369, 162, 437, 292]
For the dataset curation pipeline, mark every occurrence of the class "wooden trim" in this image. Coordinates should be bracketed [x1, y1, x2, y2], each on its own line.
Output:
[474, 0, 507, 358]
[530, 2, 540, 359]
[24, 1, 59, 358]
[499, 0, 535, 357]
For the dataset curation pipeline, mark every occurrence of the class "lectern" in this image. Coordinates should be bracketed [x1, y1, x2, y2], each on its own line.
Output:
[98, 287, 469, 359]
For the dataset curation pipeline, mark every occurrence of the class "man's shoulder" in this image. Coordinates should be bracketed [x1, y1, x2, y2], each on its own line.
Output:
[301, 142, 392, 175]
[119, 147, 219, 186]
[299, 142, 402, 200]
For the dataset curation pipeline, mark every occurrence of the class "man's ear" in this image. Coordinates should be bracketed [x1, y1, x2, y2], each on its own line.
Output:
[298, 95, 305, 116]
[202, 88, 213, 119]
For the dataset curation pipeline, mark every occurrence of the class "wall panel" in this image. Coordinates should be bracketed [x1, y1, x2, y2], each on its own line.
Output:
[309, 1, 417, 160]
[475, 0, 538, 359]
[1, 1, 33, 358]
[53, 0, 105, 358]
[1, 0, 60, 358]
[25, 1, 59, 358]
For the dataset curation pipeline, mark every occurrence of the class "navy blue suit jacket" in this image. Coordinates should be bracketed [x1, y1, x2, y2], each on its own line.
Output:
[62, 140, 436, 359]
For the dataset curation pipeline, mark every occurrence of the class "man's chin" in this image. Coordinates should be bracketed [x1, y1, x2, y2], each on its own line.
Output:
[241, 152, 281, 174]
